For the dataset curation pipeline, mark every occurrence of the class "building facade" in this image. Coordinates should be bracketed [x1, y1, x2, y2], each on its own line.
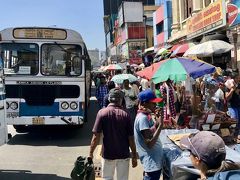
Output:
[103, 0, 155, 64]
[153, 0, 172, 51]
[88, 49, 100, 68]
[168, 0, 233, 69]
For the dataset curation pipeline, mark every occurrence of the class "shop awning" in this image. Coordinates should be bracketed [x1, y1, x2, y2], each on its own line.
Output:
[200, 33, 228, 43]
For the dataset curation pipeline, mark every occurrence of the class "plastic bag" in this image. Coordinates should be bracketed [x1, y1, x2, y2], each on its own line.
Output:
[70, 156, 95, 180]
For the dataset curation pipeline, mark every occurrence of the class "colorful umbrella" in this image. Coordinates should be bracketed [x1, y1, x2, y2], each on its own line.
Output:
[171, 42, 196, 57]
[111, 74, 138, 84]
[152, 57, 216, 84]
[104, 64, 122, 71]
[136, 60, 166, 80]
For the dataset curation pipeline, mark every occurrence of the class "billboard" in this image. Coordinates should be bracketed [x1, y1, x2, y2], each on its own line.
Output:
[187, 0, 226, 39]
[123, 2, 143, 23]
[118, 4, 124, 27]
[128, 41, 145, 65]
[127, 24, 145, 39]
[228, 0, 240, 27]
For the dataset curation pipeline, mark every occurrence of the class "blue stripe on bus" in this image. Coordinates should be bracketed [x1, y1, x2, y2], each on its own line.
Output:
[19, 102, 84, 116]
[0, 94, 5, 100]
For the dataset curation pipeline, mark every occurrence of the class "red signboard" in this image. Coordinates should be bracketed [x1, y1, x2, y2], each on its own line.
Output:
[128, 26, 145, 39]
[228, 3, 239, 26]
[128, 41, 145, 65]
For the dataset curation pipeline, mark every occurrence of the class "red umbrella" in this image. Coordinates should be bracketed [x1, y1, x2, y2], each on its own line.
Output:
[171, 43, 196, 57]
[136, 60, 166, 80]
[170, 44, 180, 52]
[104, 64, 122, 71]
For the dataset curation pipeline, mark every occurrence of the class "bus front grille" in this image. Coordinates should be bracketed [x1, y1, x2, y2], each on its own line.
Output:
[5, 85, 80, 106]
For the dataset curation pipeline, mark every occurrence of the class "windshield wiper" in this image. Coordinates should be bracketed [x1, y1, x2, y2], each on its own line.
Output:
[54, 42, 79, 56]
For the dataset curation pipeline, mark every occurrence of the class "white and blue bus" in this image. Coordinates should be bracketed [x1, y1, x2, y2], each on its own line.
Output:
[0, 27, 91, 131]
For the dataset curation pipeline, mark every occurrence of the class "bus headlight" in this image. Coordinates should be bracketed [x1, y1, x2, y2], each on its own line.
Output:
[10, 102, 18, 110]
[70, 102, 78, 110]
[61, 102, 69, 110]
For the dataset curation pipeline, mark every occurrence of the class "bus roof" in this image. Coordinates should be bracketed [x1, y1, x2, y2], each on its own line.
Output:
[0, 27, 85, 44]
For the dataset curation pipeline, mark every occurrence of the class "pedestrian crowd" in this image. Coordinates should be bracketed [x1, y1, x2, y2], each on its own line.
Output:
[89, 66, 240, 180]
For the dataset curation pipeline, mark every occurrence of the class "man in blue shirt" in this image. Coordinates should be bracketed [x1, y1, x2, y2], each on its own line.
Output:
[134, 89, 164, 180]
[96, 76, 108, 109]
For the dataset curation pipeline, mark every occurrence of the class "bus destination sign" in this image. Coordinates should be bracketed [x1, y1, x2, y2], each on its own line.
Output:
[16, 81, 62, 85]
[13, 28, 67, 40]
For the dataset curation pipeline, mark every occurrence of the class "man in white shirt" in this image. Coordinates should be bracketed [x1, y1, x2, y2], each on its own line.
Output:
[140, 78, 150, 91]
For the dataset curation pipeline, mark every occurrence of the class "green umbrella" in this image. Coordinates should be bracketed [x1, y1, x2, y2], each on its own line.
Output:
[111, 74, 138, 84]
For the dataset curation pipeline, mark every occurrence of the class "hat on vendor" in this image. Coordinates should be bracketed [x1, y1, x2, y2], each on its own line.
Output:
[180, 131, 226, 169]
[138, 89, 163, 103]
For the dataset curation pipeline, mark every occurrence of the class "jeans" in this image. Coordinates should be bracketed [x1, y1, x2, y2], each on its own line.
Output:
[101, 158, 129, 180]
[228, 107, 240, 135]
[216, 101, 224, 111]
[143, 170, 161, 180]
[126, 107, 137, 126]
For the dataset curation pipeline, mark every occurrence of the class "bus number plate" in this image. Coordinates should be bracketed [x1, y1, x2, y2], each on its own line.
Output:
[32, 117, 45, 125]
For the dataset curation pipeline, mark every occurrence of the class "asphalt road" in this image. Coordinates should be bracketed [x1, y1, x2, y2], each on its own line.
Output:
[0, 87, 143, 180]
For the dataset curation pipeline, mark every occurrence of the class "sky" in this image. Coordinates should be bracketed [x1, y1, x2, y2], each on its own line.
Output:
[0, 0, 105, 51]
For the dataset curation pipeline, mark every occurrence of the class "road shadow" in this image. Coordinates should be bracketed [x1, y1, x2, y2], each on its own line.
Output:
[7, 87, 99, 147]
[0, 169, 71, 180]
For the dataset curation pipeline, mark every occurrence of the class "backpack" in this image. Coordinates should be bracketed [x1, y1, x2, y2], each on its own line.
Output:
[207, 170, 240, 180]
[70, 156, 95, 180]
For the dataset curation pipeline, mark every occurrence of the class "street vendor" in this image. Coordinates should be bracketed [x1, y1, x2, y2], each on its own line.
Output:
[225, 74, 240, 136]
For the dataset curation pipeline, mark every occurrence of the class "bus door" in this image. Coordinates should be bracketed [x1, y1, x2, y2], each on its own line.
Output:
[0, 58, 7, 145]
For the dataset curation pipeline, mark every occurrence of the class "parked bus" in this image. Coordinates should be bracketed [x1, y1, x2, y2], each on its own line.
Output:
[0, 27, 91, 131]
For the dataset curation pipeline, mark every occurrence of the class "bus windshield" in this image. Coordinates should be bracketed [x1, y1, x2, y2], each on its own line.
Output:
[41, 44, 82, 76]
[0, 43, 39, 75]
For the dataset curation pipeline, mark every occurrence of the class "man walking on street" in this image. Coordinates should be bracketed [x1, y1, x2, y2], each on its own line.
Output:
[96, 76, 109, 109]
[89, 88, 138, 180]
[134, 89, 164, 180]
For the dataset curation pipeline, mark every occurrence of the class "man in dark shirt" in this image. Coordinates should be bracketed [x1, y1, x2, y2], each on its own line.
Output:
[103, 81, 115, 108]
[89, 88, 138, 180]
[226, 74, 240, 136]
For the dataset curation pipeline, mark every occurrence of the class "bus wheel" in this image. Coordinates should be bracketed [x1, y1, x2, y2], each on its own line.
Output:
[13, 125, 28, 133]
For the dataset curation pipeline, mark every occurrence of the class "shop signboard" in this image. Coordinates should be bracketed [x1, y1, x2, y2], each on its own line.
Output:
[187, 0, 226, 39]
[228, 0, 240, 27]
[110, 46, 116, 56]
[128, 41, 145, 65]
[121, 43, 129, 59]
[118, 4, 124, 27]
